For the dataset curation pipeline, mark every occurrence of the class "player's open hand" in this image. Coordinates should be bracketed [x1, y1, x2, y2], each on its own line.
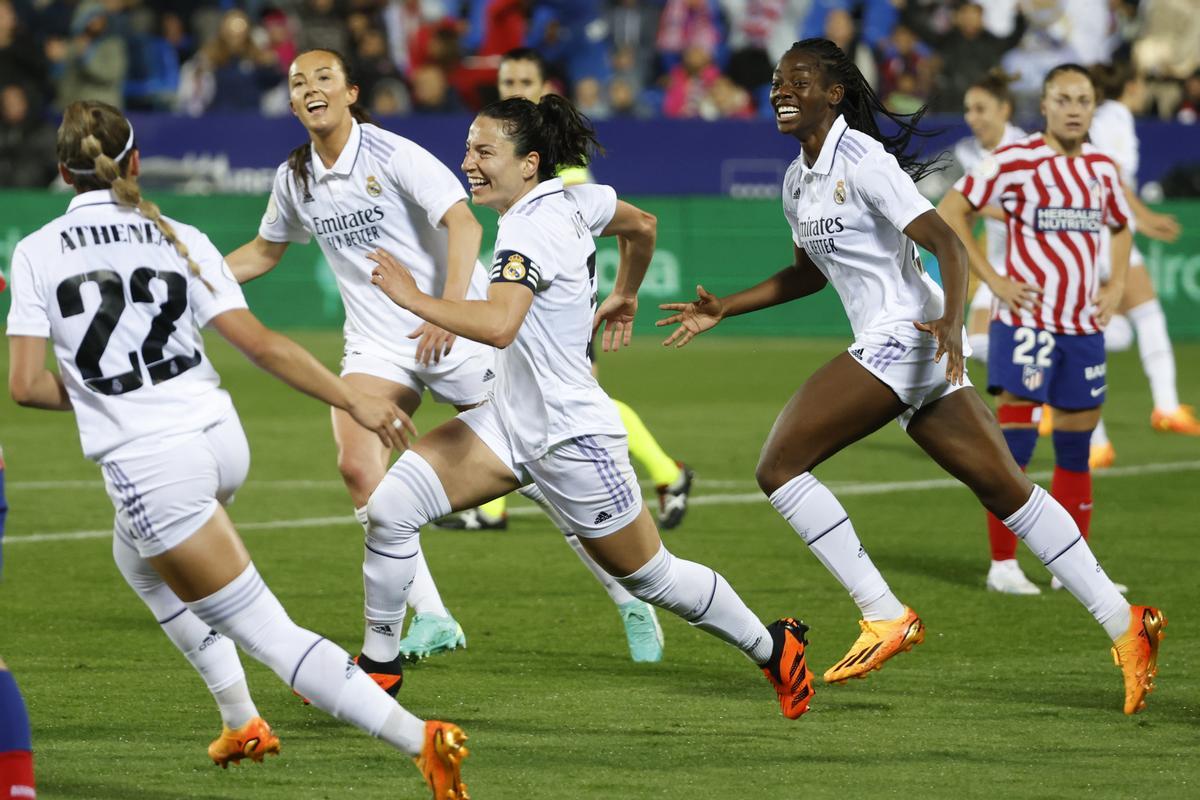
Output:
[988, 274, 1042, 314]
[369, 248, 420, 309]
[1093, 281, 1124, 328]
[347, 390, 417, 450]
[1140, 209, 1181, 243]
[408, 322, 456, 366]
[657, 285, 724, 349]
[593, 293, 637, 352]
[913, 317, 966, 386]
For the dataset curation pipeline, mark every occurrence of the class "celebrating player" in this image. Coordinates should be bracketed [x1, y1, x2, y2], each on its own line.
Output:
[365, 93, 816, 721]
[1087, 60, 1195, 468]
[227, 48, 664, 666]
[439, 46, 695, 534]
[6, 101, 468, 796]
[660, 41, 1164, 714]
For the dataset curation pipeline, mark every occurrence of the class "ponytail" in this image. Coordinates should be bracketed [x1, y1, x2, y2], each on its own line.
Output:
[59, 101, 212, 291]
[969, 67, 1018, 110]
[786, 38, 944, 181]
[287, 48, 373, 198]
[1089, 61, 1136, 103]
[479, 93, 604, 181]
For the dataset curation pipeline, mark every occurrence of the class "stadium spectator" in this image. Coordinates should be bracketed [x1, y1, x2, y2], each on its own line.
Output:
[801, 0, 898, 48]
[657, 0, 722, 67]
[876, 23, 932, 104]
[663, 43, 721, 118]
[380, 0, 449, 75]
[527, 0, 610, 85]
[355, 27, 404, 103]
[608, 0, 660, 90]
[704, 74, 754, 119]
[573, 75, 610, 119]
[371, 76, 412, 116]
[721, 0, 805, 98]
[823, 7, 877, 92]
[608, 74, 651, 117]
[177, 9, 283, 116]
[1176, 70, 1200, 124]
[410, 62, 465, 113]
[50, 1, 128, 111]
[261, 8, 298, 71]
[0, 0, 50, 111]
[298, 0, 350, 55]
[900, 0, 1025, 112]
[0, 83, 57, 188]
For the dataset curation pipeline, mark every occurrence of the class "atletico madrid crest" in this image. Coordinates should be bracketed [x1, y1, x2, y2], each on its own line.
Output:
[1022, 365, 1044, 392]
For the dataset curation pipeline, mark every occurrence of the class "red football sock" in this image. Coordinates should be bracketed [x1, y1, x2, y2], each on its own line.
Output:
[987, 512, 1019, 560]
[1051, 466, 1092, 540]
[0, 750, 35, 799]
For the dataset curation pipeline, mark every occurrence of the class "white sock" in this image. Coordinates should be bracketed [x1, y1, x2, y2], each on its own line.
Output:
[1091, 418, 1110, 447]
[967, 332, 989, 363]
[518, 483, 638, 606]
[1004, 486, 1130, 640]
[1127, 299, 1180, 413]
[769, 473, 905, 622]
[1104, 314, 1134, 352]
[362, 452, 451, 661]
[378, 705, 427, 756]
[187, 563, 426, 753]
[113, 536, 257, 728]
[405, 551, 449, 618]
[616, 546, 772, 663]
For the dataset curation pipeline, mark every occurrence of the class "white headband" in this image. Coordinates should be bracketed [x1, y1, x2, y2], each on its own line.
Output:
[67, 123, 136, 175]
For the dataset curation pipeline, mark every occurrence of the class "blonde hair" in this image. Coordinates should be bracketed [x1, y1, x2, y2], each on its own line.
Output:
[58, 101, 212, 291]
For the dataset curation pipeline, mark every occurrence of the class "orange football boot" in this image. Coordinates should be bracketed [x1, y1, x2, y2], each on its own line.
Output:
[759, 617, 815, 719]
[1151, 405, 1200, 435]
[414, 721, 469, 799]
[1112, 605, 1167, 715]
[824, 607, 925, 684]
[208, 716, 280, 768]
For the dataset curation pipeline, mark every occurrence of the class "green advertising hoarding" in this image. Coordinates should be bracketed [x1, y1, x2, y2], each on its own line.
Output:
[2, 192, 1198, 339]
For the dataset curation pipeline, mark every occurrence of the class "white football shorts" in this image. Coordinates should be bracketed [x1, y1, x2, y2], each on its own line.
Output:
[457, 402, 643, 537]
[969, 282, 994, 315]
[847, 325, 974, 430]
[341, 339, 495, 407]
[102, 411, 249, 558]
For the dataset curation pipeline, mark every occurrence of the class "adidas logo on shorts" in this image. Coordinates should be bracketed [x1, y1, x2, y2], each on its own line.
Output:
[850, 348, 865, 361]
[594, 510, 612, 525]
[482, 369, 496, 382]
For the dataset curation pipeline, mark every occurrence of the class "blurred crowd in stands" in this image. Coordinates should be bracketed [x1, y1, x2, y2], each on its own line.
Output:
[2, 0, 1199, 185]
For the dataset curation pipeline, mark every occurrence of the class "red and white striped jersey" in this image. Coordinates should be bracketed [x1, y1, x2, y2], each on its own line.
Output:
[954, 133, 1131, 335]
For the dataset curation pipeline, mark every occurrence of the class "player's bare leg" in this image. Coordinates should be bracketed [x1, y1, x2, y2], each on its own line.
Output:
[906, 389, 1162, 712]
[755, 353, 924, 684]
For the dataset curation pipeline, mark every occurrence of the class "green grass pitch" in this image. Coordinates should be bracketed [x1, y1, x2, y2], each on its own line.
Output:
[1, 334, 1197, 799]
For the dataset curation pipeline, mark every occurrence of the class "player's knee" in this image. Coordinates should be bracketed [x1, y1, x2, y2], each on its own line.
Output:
[336, 451, 382, 501]
[974, 470, 1034, 519]
[755, 457, 811, 496]
[365, 451, 450, 549]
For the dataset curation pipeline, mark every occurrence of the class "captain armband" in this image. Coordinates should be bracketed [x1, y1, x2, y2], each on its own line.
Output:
[490, 250, 541, 292]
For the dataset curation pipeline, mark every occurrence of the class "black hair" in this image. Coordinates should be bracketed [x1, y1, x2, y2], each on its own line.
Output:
[500, 47, 547, 82]
[478, 94, 603, 181]
[1090, 61, 1137, 102]
[969, 67, 1017, 109]
[785, 38, 943, 181]
[1042, 63, 1094, 96]
[286, 48, 373, 198]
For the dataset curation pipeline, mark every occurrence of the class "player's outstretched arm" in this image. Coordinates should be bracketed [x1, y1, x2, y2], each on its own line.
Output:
[600, 200, 656, 299]
[904, 209, 968, 385]
[369, 248, 534, 348]
[8, 337, 71, 410]
[1123, 183, 1180, 243]
[938, 189, 1040, 313]
[209, 308, 413, 450]
[409, 201, 485, 366]
[225, 236, 289, 285]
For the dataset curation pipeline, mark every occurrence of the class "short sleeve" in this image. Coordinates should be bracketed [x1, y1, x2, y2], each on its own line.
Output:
[781, 163, 802, 247]
[953, 154, 1006, 211]
[1089, 111, 1137, 185]
[566, 184, 617, 235]
[1101, 165, 1132, 230]
[385, 138, 468, 229]
[855, 149, 934, 232]
[493, 216, 555, 285]
[259, 166, 311, 244]
[179, 227, 250, 327]
[5, 244, 51, 338]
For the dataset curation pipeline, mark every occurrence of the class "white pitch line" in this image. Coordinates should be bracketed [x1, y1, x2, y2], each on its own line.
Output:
[7, 478, 759, 491]
[7, 459, 1200, 546]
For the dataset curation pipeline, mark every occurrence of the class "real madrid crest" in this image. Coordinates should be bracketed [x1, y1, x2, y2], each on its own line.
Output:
[834, 179, 846, 205]
[502, 253, 527, 281]
[366, 175, 382, 197]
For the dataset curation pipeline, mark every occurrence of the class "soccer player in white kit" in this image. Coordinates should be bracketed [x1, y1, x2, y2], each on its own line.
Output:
[1087, 61, 1196, 468]
[5, 101, 469, 796]
[227, 49, 662, 670]
[365, 93, 818, 722]
[659, 40, 1164, 714]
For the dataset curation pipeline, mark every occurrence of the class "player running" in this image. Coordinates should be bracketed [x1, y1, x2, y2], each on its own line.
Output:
[5, 101, 468, 795]
[227, 48, 663, 666]
[365, 92, 816, 722]
[440, 46, 695, 534]
[660, 40, 1164, 714]
[1087, 60, 1195, 469]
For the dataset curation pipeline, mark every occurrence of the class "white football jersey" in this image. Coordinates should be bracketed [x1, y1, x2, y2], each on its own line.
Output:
[488, 178, 624, 462]
[782, 115, 944, 339]
[953, 123, 1026, 273]
[1090, 101, 1138, 187]
[260, 119, 489, 362]
[6, 190, 247, 461]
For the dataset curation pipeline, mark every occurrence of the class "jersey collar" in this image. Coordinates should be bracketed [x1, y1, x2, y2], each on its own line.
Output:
[311, 118, 363, 182]
[804, 115, 850, 176]
[501, 177, 565, 220]
[66, 189, 119, 212]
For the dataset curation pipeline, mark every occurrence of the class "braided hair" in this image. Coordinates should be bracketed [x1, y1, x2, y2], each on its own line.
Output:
[286, 49, 373, 198]
[786, 38, 943, 181]
[478, 94, 603, 181]
[57, 101, 212, 291]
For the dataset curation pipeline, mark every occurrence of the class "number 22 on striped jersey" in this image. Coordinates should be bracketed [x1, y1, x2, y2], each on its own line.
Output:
[1012, 327, 1055, 368]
